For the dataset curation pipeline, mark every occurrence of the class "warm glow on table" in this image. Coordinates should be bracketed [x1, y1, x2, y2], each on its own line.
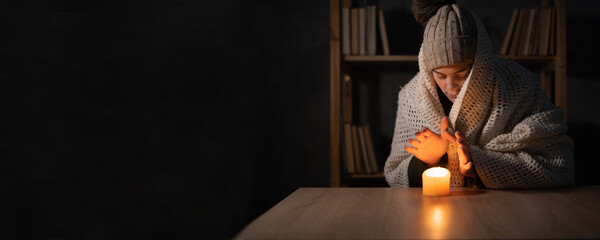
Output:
[422, 167, 451, 196]
[236, 187, 600, 239]
[421, 199, 451, 239]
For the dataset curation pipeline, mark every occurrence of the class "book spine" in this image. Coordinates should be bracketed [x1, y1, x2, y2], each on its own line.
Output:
[364, 124, 378, 173]
[351, 125, 363, 173]
[500, 9, 518, 56]
[367, 5, 376, 56]
[508, 9, 524, 56]
[357, 126, 371, 173]
[378, 9, 390, 55]
[343, 123, 355, 174]
[351, 8, 359, 55]
[358, 7, 366, 55]
[342, 6, 351, 56]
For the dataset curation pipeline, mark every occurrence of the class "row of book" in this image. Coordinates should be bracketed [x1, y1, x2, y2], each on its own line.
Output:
[341, 0, 390, 56]
[343, 123, 379, 174]
[342, 74, 379, 175]
[500, 7, 556, 56]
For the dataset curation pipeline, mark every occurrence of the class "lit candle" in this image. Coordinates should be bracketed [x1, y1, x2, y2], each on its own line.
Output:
[422, 167, 451, 196]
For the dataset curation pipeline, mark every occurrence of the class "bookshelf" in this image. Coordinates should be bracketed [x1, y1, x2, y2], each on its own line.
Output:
[329, 0, 568, 187]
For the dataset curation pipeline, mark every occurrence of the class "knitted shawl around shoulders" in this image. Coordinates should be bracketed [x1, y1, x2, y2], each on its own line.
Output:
[384, 8, 574, 189]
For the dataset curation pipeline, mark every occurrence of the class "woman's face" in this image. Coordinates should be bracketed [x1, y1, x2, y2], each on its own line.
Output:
[432, 63, 472, 102]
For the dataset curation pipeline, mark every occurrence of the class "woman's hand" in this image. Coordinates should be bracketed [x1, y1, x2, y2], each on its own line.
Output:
[405, 117, 451, 166]
[444, 130, 476, 178]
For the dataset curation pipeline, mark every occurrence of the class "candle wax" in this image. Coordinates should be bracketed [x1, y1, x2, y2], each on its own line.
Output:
[422, 167, 451, 196]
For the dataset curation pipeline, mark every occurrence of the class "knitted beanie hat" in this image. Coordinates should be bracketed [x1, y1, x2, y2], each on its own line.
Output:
[413, 0, 477, 71]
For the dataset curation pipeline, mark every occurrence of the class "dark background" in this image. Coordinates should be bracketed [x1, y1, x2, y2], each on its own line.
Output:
[1, 0, 598, 239]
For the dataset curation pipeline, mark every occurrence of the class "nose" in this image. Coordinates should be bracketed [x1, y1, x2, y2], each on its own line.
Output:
[446, 78, 459, 90]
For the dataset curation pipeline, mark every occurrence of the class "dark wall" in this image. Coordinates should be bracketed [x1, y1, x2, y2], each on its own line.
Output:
[1, 0, 599, 239]
[1, 0, 329, 239]
[563, 1, 600, 187]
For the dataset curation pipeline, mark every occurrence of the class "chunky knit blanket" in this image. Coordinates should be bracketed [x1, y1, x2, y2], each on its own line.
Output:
[384, 8, 575, 189]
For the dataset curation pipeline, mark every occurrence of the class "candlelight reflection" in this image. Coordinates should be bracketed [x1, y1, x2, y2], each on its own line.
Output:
[421, 199, 451, 239]
[431, 206, 444, 226]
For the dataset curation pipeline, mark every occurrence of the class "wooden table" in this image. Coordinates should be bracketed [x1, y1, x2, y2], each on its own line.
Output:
[235, 186, 600, 239]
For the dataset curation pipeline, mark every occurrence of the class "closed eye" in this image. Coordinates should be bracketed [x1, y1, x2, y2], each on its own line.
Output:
[433, 72, 447, 80]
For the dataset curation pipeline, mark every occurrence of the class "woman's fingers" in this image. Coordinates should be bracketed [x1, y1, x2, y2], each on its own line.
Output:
[440, 116, 449, 131]
[458, 139, 470, 151]
[419, 128, 434, 137]
[457, 143, 475, 177]
[457, 145, 468, 164]
[408, 138, 420, 147]
[442, 129, 456, 142]
[456, 132, 470, 154]
[461, 161, 473, 176]
[415, 128, 433, 141]
[404, 145, 417, 155]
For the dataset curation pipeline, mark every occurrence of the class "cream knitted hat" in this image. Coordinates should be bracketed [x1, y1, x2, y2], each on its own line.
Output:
[413, 1, 477, 71]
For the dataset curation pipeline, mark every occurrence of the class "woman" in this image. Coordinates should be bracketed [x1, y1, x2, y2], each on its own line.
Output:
[384, 0, 574, 189]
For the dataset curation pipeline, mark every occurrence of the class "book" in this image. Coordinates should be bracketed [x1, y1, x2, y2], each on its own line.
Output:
[530, 8, 542, 56]
[378, 9, 390, 55]
[503, 7, 556, 56]
[516, 8, 532, 56]
[508, 8, 524, 56]
[343, 123, 355, 174]
[523, 8, 537, 56]
[500, 8, 519, 56]
[357, 126, 372, 173]
[342, 0, 351, 56]
[366, 4, 377, 56]
[537, 7, 552, 56]
[351, 8, 359, 55]
[363, 124, 378, 173]
[346, 1, 385, 56]
[358, 6, 366, 55]
[351, 125, 363, 173]
[548, 7, 556, 55]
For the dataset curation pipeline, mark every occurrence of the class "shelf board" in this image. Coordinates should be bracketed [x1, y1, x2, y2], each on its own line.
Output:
[343, 54, 555, 65]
